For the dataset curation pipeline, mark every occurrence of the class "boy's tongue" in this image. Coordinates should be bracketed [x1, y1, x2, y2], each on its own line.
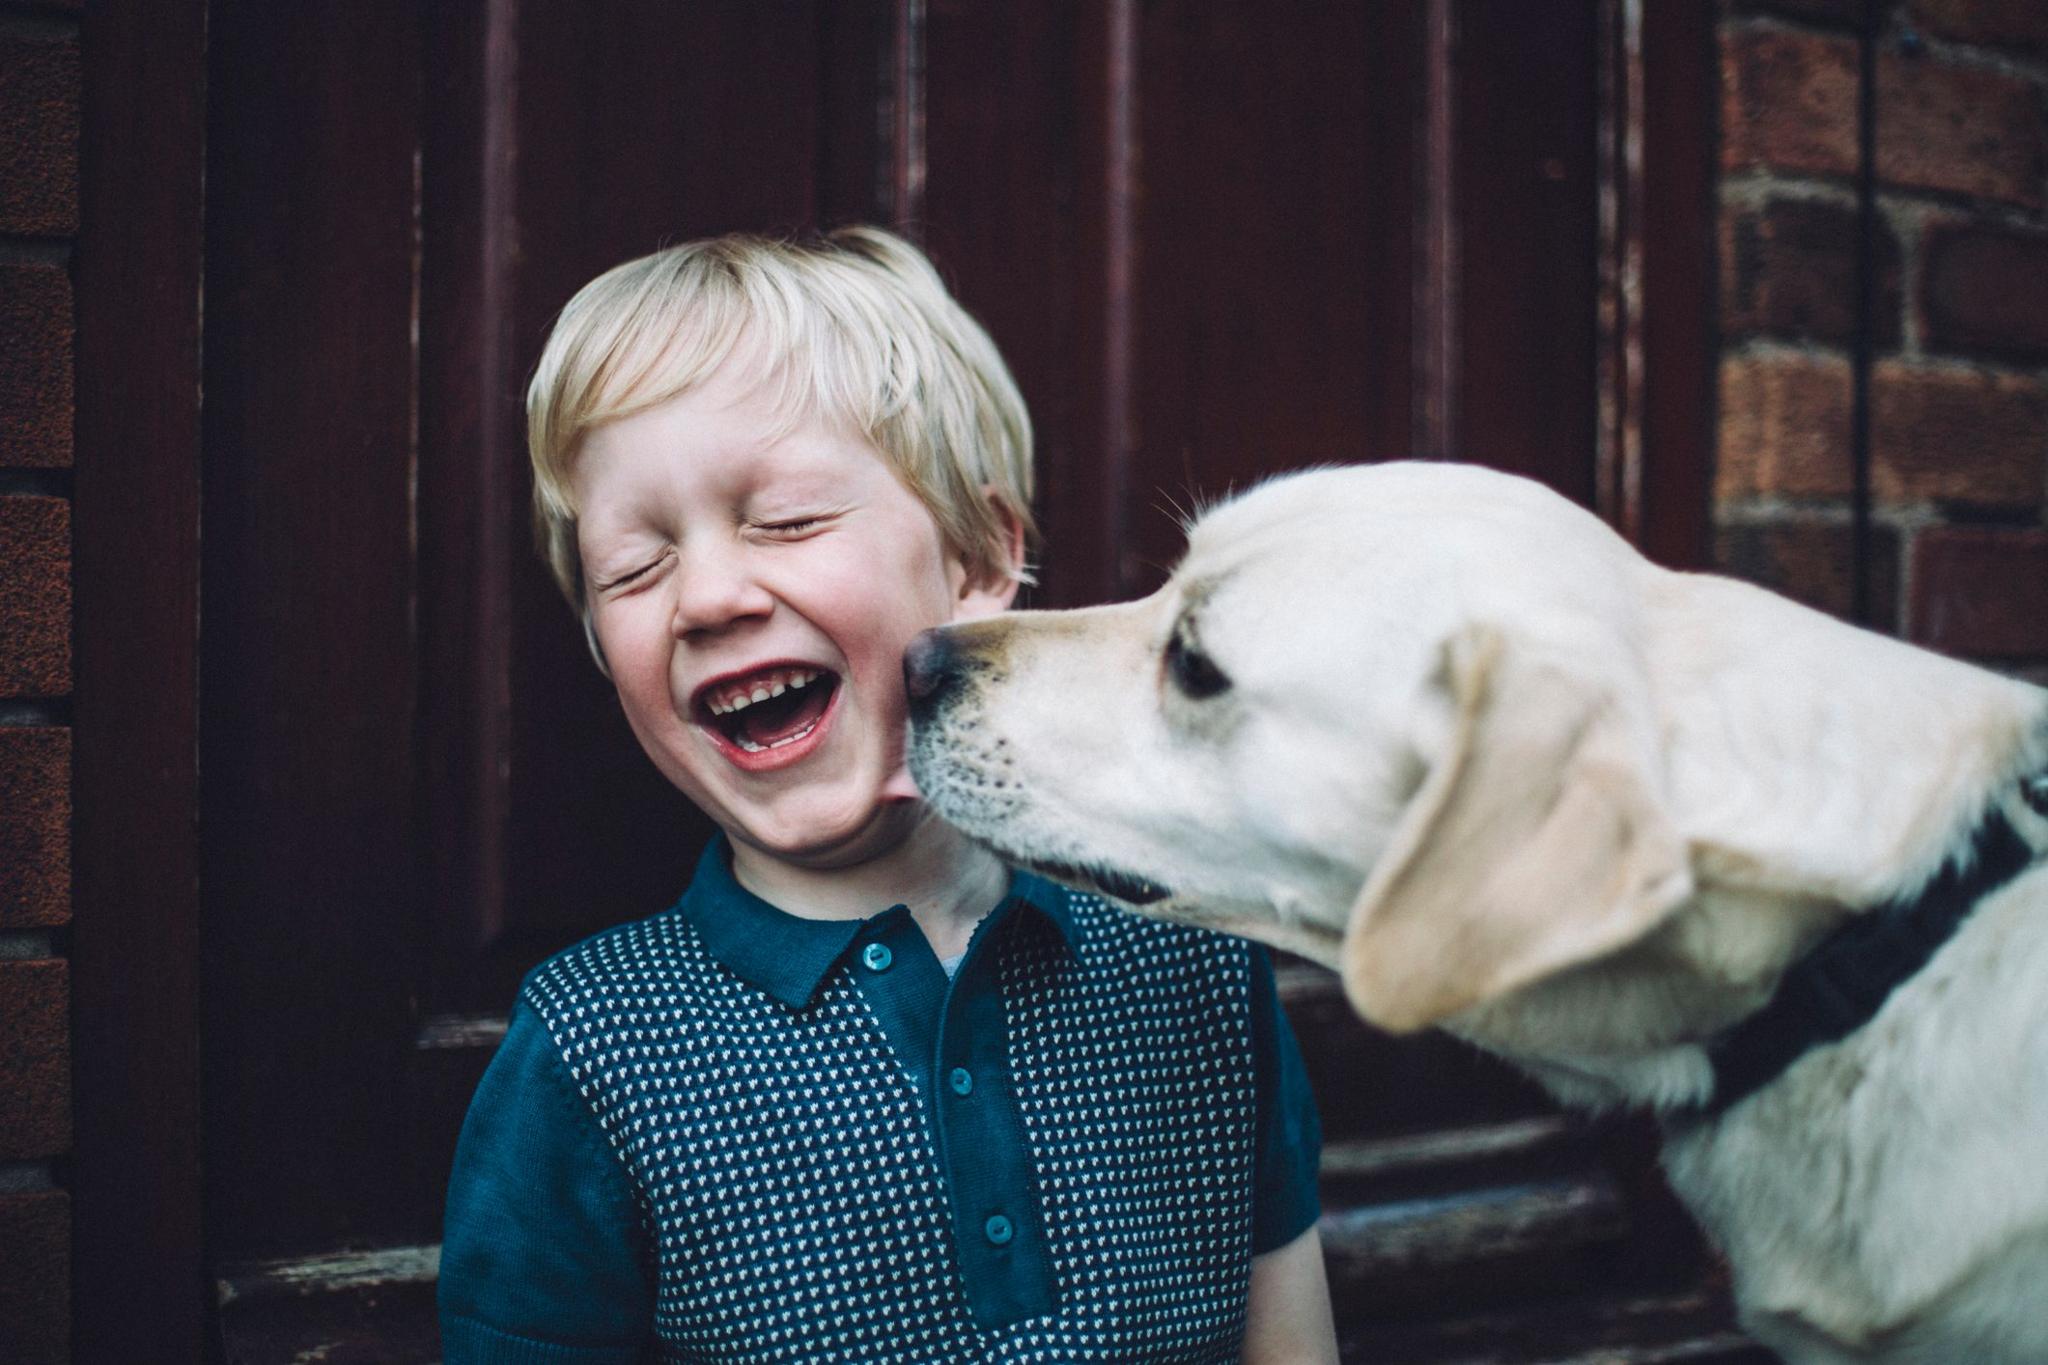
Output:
[736, 681, 832, 747]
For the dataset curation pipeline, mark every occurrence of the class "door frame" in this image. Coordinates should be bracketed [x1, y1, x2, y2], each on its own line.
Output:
[68, 0, 210, 1357]
[62, 0, 1716, 1348]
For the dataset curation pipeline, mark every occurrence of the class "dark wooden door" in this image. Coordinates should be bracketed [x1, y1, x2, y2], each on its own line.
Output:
[190, 2, 1734, 1358]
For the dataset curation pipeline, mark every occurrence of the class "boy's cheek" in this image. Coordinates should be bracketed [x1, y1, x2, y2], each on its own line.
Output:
[950, 591, 1015, 624]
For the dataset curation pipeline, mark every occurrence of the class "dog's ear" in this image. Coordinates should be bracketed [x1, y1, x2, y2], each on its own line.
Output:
[1339, 623, 1693, 1032]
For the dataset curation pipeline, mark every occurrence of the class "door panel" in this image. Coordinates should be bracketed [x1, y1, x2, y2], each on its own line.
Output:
[199, 0, 425, 1258]
[921, 0, 1093, 604]
[1131, 0, 1416, 595]
[198, 2, 1729, 1356]
[1451, 0, 1602, 499]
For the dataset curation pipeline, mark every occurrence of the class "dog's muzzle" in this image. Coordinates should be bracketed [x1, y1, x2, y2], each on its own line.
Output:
[903, 626, 969, 721]
[903, 621, 1178, 908]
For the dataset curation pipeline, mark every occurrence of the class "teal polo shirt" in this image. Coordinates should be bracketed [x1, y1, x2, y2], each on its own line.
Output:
[440, 837, 1322, 1360]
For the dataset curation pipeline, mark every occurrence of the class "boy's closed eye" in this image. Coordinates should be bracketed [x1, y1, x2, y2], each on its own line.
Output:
[591, 506, 849, 596]
[748, 510, 840, 538]
[595, 552, 674, 594]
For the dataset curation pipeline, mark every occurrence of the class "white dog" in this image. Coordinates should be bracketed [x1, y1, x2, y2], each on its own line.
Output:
[904, 461, 2048, 1364]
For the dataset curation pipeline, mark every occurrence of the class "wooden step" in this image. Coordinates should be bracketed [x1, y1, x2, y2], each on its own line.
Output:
[1322, 1173, 1628, 1285]
[1271, 960, 1570, 1141]
[1321, 1115, 1586, 1206]
[216, 1246, 440, 1364]
[214, 1227, 1766, 1365]
[1335, 1287, 1770, 1365]
[1323, 1117, 1578, 1180]
[1315, 1137, 1763, 1362]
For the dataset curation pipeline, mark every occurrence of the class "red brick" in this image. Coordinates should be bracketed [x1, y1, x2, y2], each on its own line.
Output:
[0, 496, 70, 698]
[1910, 0, 2048, 59]
[1876, 51, 2045, 209]
[1871, 361, 2046, 510]
[1909, 526, 2048, 658]
[1717, 351, 1855, 499]
[1720, 27, 2047, 208]
[0, 29, 80, 237]
[0, 727, 68, 928]
[0, 1189, 69, 1365]
[0, 959, 69, 1160]
[1721, 27, 1860, 179]
[1922, 222, 2048, 363]
[1714, 518, 1900, 627]
[1721, 197, 1902, 346]
[0, 261, 73, 468]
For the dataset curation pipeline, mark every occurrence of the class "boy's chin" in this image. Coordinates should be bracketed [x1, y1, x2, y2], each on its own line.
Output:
[730, 795, 928, 870]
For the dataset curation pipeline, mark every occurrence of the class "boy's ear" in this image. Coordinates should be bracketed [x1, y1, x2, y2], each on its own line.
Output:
[952, 488, 1028, 620]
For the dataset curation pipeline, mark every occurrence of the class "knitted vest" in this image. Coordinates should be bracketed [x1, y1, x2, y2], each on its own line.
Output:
[523, 889, 1260, 1363]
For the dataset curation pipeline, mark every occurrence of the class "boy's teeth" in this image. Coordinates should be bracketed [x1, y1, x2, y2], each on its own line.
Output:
[731, 716, 819, 757]
[709, 668, 821, 716]
[766, 719, 818, 749]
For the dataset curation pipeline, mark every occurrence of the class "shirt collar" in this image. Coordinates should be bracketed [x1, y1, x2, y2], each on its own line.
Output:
[680, 835, 1083, 1009]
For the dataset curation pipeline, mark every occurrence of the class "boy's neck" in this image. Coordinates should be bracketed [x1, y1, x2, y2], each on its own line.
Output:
[728, 814, 1011, 960]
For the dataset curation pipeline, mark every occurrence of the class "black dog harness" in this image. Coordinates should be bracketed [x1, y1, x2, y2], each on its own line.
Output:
[1687, 769, 2048, 1118]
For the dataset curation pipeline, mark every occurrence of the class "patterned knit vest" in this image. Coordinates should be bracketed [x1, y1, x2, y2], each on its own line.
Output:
[522, 888, 1260, 1363]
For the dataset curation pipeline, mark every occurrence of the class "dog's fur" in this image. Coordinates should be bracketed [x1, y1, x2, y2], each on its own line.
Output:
[907, 462, 2048, 1363]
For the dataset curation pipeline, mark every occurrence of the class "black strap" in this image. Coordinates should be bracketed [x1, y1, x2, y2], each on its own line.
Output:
[1694, 783, 2044, 1117]
[2023, 772, 2048, 820]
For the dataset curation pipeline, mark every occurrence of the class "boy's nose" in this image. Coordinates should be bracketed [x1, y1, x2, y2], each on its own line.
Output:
[902, 627, 964, 717]
[669, 547, 773, 636]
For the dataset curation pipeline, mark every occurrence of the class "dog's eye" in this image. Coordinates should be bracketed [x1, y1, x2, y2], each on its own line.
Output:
[1166, 626, 1231, 700]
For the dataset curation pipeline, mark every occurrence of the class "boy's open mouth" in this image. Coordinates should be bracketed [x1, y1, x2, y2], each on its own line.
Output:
[692, 665, 841, 757]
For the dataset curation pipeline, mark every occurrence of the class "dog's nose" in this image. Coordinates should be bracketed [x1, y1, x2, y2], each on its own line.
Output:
[903, 627, 964, 717]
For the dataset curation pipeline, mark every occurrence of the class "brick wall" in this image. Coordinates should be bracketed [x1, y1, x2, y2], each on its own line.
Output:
[0, 3, 78, 1362]
[1716, 0, 2048, 677]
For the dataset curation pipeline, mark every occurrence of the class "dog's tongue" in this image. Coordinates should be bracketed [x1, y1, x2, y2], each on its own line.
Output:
[738, 683, 831, 747]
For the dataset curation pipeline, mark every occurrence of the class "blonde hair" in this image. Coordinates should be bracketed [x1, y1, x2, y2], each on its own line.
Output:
[526, 226, 1037, 610]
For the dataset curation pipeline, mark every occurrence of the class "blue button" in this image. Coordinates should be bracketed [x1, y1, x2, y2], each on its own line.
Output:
[984, 1214, 1013, 1246]
[948, 1067, 973, 1096]
[861, 942, 893, 972]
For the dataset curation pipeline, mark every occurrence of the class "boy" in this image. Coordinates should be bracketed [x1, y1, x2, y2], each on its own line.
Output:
[439, 228, 1336, 1361]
